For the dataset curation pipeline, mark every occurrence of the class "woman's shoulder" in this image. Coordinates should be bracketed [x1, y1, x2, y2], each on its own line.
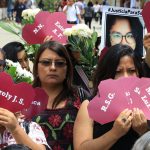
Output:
[79, 99, 90, 109]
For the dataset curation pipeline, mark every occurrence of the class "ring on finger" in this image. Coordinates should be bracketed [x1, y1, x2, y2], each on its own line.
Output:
[121, 117, 127, 123]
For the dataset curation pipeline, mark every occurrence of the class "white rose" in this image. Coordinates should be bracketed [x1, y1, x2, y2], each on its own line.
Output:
[63, 28, 73, 36]
[6, 59, 13, 66]
[22, 9, 28, 17]
[78, 31, 89, 38]
[32, 8, 41, 17]
[16, 65, 24, 76]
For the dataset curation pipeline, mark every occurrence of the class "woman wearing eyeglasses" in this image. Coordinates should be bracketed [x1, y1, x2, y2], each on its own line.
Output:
[106, 15, 143, 59]
[105, 14, 150, 77]
[32, 41, 88, 150]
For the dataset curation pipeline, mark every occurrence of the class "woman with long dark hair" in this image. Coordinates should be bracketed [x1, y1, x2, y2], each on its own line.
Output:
[106, 15, 143, 59]
[74, 44, 147, 150]
[32, 41, 88, 150]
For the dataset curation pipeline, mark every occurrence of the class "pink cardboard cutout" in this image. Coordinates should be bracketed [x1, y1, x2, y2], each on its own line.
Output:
[142, 2, 150, 32]
[22, 87, 48, 120]
[22, 11, 72, 44]
[88, 77, 150, 124]
[0, 72, 35, 112]
[129, 78, 150, 119]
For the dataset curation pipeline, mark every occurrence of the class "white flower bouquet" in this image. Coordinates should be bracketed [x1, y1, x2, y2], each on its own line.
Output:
[0, 8, 41, 62]
[64, 24, 93, 38]
[64, 24, 98, 79]
[5, 59, 33, 84]
[22, 8, 41, 25]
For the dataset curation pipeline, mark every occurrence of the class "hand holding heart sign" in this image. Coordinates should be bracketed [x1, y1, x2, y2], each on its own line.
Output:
[0, 72, 48, 119]
[88, 76, 150, 124]
[0, 72, 35, 112]
[22, 11, 72, 44]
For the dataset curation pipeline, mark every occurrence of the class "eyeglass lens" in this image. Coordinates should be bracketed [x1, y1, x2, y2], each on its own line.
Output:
[38, 60, 66, 68]
[110, 32, 135, 44]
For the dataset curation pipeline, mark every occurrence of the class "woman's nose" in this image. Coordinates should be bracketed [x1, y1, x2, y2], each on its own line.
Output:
[49, 61, 56, 70]
[122, 71, 129, 77]
[21, 61, 28, 69]
[121, 37, 127, 45]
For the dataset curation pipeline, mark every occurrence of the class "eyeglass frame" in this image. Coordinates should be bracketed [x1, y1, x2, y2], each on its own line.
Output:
[109, 32, 135, 44]
[38, 59, 67, 68]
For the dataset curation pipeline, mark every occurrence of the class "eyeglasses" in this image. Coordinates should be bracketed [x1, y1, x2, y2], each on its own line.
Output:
[110, 32, 135, 44]
[38, 59, 67, 68]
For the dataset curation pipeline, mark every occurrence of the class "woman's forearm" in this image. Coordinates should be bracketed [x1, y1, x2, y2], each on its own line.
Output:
[11, 125, 46, 150]
[76, 129, 120, 150]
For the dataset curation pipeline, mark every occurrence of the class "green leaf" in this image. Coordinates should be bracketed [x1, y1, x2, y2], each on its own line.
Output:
[0, 21, 17, 35]
[65, 114, 70, 121]
[5, 67, 17, 77]
[52, 130, 57, 139]
[67, 145, 72, 150]
[36, 116, 41, 123]
[11, 22, 22, 30]
[0, 21, 24, 41]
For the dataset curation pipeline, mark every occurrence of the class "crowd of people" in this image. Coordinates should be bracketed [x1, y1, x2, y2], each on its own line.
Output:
[62, 0, 107, 27]
[1, 37, 150, 149]
[0, 0, 150, 150]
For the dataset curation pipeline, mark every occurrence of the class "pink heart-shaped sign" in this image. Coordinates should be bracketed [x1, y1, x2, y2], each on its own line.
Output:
[129, 77, 150, 119]
[0, 72, 35, 112]
[22, 87, 48, 120]
[22, 11, 72, 44]
[142, 1, 150, 32]
[87, 76, 150, 124]
[88, 77, 132, 124]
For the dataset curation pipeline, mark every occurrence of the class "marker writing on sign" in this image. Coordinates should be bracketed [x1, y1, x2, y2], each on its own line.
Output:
[101, 93, 115, 112]
[125, 91, 133, 104]
[0, 90, 12, 100]
[146, 87, 150, 95]
[0, 90, 24, 105]
[32, 100, 41, 106]
[52, 21, 65, 39]
[33, 24, 44, 34]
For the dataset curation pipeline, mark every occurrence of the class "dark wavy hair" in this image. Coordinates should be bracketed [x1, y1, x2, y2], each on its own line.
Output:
[32, 41, 74, 108]
[2, 42, 25, 62]
[93, 44, 143, 96]
[106, 15, 143, 58]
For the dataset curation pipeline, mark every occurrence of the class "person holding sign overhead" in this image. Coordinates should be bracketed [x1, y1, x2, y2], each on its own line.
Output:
[73, 44, 148, 150]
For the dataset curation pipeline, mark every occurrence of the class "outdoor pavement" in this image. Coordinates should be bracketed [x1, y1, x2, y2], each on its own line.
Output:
[0, 19, 101, 48]
[0, 21, 24, 48]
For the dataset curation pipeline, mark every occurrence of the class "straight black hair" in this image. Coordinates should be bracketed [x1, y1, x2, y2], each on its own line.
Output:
[93, 44, 143, 96]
